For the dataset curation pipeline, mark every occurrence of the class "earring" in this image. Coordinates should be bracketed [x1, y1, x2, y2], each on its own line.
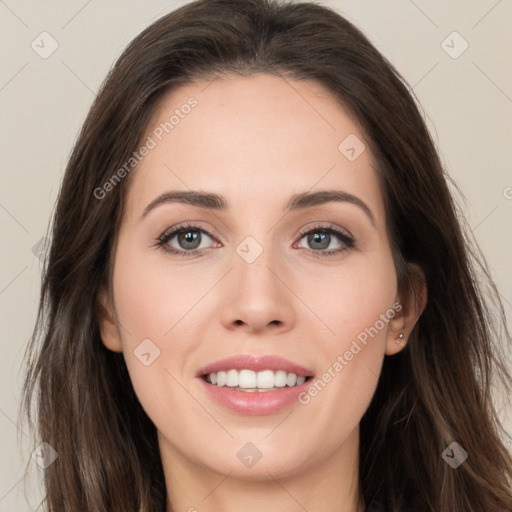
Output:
[395, 332, 405, 344]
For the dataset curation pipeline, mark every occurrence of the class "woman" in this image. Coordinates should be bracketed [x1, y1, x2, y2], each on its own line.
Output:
[21, 0, 512, 510]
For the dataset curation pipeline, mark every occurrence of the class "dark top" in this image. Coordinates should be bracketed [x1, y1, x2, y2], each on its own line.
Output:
[365, 490, 414, 511]
[365, 495, 387, 511]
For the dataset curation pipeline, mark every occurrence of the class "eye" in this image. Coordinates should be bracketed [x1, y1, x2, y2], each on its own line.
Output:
[156, 223, 218, 256]
[155, 222, 355, 258]
[295, 224, 355, 258]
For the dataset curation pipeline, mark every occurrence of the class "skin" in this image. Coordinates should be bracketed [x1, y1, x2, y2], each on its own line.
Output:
[98, 73, 426, 512]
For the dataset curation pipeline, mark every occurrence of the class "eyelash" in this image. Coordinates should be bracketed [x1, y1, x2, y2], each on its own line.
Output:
[155, 222, 355, 258]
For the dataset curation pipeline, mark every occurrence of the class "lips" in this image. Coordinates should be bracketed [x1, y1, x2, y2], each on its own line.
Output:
[195, 354, 314, 378]
[195, 354, 315, 415]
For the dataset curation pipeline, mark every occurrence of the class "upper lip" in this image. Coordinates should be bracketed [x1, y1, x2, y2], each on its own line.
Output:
[196, 354, 314, 378]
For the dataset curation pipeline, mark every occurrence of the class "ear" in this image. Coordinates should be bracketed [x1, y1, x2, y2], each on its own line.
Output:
[385, 264, 427, 356]
[96, 286, 123, 352]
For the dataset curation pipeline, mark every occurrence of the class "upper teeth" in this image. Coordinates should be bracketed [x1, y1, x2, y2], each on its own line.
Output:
[205, 369, 307, 389]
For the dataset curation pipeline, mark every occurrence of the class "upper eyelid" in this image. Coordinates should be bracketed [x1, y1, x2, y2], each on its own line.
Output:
[159, 222, 353, 246]
[297, 223, 353, 239]
[160, 221, 216, 238]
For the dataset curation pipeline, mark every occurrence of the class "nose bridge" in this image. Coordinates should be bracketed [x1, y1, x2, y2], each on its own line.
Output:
[234, 232, 281, 296]
[220, 231, 296, 332]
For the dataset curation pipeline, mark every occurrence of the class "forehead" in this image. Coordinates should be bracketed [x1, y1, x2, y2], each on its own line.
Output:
[125, 73, 386, 226]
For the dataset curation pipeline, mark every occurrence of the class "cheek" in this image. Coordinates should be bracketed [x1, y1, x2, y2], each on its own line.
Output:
[110, 239, 232, 422]
[308, 250, 397, 351]
[297, 250, 397, 419]
[112, 238, 212, 343]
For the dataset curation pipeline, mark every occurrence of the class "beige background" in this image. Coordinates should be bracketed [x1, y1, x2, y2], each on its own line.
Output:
[1, 0, 511, 509]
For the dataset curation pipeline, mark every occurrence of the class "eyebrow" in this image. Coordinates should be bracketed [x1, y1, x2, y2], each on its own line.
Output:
[141, 189, 375, 225]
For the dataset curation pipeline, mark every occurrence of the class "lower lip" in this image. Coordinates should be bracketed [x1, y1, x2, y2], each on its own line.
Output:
[197, 377, 312, 415]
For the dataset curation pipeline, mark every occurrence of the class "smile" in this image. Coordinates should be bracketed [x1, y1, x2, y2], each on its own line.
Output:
[196, 355, 315, 415]
[203, 369, 310, 391]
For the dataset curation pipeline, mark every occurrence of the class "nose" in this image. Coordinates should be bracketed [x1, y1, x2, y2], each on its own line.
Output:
[220, 243, 297, 334]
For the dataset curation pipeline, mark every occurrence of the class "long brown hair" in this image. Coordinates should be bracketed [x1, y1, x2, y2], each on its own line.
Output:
[21, 0, 512, 510]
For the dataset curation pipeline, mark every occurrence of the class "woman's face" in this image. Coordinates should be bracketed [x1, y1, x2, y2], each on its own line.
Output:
[99, 73, 408, 481]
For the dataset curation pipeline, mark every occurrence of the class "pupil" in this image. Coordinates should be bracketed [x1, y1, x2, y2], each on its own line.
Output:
[179, 230, 200, 249]
[309, 232, 329, 250]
